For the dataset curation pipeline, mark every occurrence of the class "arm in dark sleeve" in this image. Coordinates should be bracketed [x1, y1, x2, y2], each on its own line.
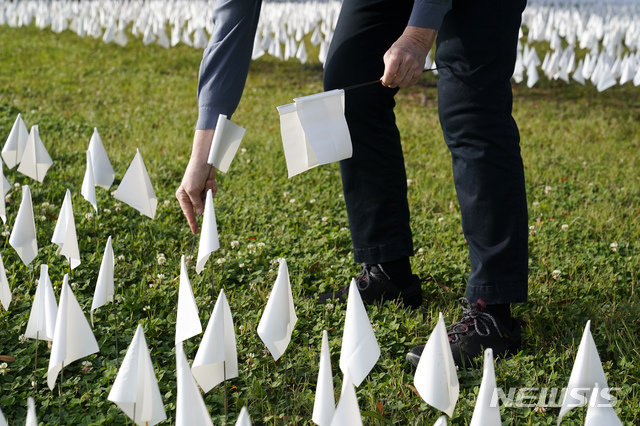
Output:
[196, 0, 262, 129]
[408, 0, 452, 31]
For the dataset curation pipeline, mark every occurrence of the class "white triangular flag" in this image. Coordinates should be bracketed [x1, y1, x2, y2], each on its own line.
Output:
[87, 129, 113, 188]
[195, 189, 220, 274]
[0, 406, 6, 426]
[584, 383, 622, 426]
[91, 235, 114, 324]
[25, 397, 37, 426]
[0, 158, 10, 223]
[235, 406, 252, 426]
[17, 125, 53, 182]
[470, 348, 501, 426]
[526, 63, 539, 88]
[596, 66, 616, 92]
[207, 114, 245, 173]
[558, 320, 608, 424]
[9, 185, 38, 266]
[414, 312, 459, 417]
[257, 258, 297, 361]
[108, 325, 167, 426]
[2, 113, 29, 168]
[47, 274, 100, 390]
[277, 89, 352, 178]
[176, 255, 202, 343]
[192, 289, 238, 393]
[330, 374, 362, 426]
[312, 330, 335, 426]
[0, 254, 9, 311]
[114, 149, 157, 219]
[434, 415, 448, 426]
[296, 41, 308, 64]
[176, 343, 213, 426]
[25, 265, 57, 341]
[81, 150, 97, 211]
[339, 279, 380, 387]
[51, 189, 81, 269]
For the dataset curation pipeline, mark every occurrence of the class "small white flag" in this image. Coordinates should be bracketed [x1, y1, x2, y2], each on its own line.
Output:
[558, 320, 609, 424]
[235, 406, 252, 426]
[47, 275, 100, 390]
[25, 397, 38, 426]
[0, 254, 10, 311]
[195, 189, 220, 274]
[91, 235, 114, 324]
[25, 265, 57, 341]
[175, 343, 213, 426]
[0, 159, 10, 223]
[469, 349, 501, 426]
[17, 125, 53, 183]
[2, 113, 29, 169]
[81, 150, 97, 211]
[207, 114, 245, 173]
[88, 128, 115, 189]
[192, 289, 238, 393]
[51, 189, 81, 269]
[108, 324, 167, 426]
[330, 374, 362, 426]
[339, 279, 380, 387]
[277, 89, 352, 178]
[114, 149, 157, 219]
[584, 382, 622, 426]
[414, 312, 459, 417]
[312, 330, 335, 426]
[9, 185, 38, 266]
[257, 258, 297, 361]
[176, 255, 202, 343]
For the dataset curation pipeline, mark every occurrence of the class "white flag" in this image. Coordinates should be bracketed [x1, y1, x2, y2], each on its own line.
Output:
[176, 343, 213, 426]
[91, 235, 114, 324]
[312, 330, 335, 426]
[470, 349, 501, 426]
[17, 125, 53, 183]
[25, 264, 57, 341]
[339, 279, 380, 387]
[558, 320, 609, 424]
[235, 406, 252, 426]
[51, 189, 81, 269]
[414, 312, 459, 417]
[192, 289, 238, 393]
[88, 128, 115, 189]
[584, 382, 622, 426]
[25, 397, 38, 426]
[0, 159, 10, 223]
[207, 114, 245, 173]
[9, 185, 38, 266]
[330, 374, 362, 426]
[195, 189, 220, 274]
[108, 324, 167, 426]
[81, 150, 97, 211]
[0, 253, 10, 311]
[47, 275, 100, 390]
[2, 113, 29, 168]
[176, 255, 202, 343]
[277, 89, 352, 178]
[114, 149, 157, 219]
[257, 258, 297, 361]
[0, 406, 6, 426]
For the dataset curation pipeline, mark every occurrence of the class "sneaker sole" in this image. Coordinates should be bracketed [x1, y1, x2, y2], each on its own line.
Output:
[405, 351, 421, 367]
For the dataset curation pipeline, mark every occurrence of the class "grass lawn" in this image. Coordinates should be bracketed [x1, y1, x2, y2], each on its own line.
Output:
[0, 25, 639, 425]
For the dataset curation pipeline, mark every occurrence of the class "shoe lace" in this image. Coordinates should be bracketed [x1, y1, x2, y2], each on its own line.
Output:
[356, 263, 390, 290]
[447, 298, 503, 342]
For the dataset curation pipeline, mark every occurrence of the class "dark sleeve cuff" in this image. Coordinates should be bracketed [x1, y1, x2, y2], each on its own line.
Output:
[407, 0, 452, 31]
[196, 106, 226, 130]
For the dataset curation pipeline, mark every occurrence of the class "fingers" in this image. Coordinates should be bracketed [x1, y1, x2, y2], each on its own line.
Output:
[176, 186, 198, 234]
[382, 48, 423, 88]
[382, 49, 402, 87]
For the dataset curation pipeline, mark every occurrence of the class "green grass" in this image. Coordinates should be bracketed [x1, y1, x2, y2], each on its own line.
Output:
[0, 25, 639, 425]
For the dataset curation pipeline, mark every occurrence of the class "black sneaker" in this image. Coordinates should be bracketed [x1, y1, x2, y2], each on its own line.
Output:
[406, 298, 521, 368]
[318, 264, 423, 309]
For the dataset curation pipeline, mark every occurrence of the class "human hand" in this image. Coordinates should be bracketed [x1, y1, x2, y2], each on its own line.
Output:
[176, 129, 217, 234]
[381, 26, 437, 88]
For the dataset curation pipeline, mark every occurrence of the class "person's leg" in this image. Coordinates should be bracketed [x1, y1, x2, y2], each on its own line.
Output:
[322, 0, 422, 306]
[436, 0, 529, 306]
[408, 0, 528, 367]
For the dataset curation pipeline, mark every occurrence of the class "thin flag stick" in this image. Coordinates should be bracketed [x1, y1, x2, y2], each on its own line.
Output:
[33, 331, 38, 393]
[341, 66, 448, 92]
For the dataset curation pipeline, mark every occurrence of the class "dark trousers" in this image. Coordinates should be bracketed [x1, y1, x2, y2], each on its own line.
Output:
[324, 0, 528, 304]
